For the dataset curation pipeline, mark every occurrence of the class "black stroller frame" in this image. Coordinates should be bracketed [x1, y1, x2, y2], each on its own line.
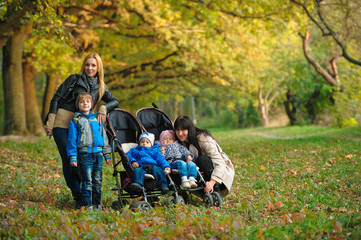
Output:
[107, 104, 223, 211]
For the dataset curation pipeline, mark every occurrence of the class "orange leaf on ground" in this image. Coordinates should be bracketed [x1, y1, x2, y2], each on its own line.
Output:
[266, 203, 274, 211]
[333, 221, 342, 232]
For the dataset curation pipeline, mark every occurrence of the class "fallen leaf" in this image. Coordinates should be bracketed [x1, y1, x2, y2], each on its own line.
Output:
[266, 203, 274, 211]
[333, 221, 342, 232]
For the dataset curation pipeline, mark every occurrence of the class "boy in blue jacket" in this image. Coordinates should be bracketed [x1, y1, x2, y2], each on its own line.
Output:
[126, 132, 171, 194]
[67, 92, 111, 209]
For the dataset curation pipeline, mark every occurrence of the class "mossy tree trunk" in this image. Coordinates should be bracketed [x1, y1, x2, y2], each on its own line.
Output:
[2, 28, 28, 135]
[23, 60, 45, 136]
[42, 73, 59, 121]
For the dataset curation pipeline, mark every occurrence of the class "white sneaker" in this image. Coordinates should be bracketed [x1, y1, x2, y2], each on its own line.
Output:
[189, 180, 197, 188]
[181, 180, 191, 189]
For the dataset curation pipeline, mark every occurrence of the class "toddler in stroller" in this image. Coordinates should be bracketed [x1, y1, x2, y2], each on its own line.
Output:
[127, 132, 171, 194]
[159, 130, 198, 189]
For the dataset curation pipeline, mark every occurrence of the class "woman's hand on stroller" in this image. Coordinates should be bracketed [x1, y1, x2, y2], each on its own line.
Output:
[132, 162, 139, 168]
[204, 179, 216, 193]
[97, 113, 106, 124]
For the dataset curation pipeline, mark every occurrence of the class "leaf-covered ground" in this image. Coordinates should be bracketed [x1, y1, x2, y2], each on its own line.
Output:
[0, 126, 360, 239]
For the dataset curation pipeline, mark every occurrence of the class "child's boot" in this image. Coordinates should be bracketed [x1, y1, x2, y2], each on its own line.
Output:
[181, 180, 191, 189]
[189, 177, 197, 188]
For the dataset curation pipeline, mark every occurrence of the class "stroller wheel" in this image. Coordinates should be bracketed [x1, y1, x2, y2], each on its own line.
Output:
[203, 193, 214, 208]
[175, 196, 185, 205]
[111, 200, 121, 210]
[111, 200, 130, 210]
[166, 196, 175, 205]
[133, 201, 152, 211]
[211, 192, 223, 207]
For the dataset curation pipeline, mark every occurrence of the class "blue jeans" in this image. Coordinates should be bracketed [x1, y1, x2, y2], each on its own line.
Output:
[78, 152, 103, 207]
[53, 127, 81, 197]
[170, 160, 197, 178]
[133, 165, 168, 189]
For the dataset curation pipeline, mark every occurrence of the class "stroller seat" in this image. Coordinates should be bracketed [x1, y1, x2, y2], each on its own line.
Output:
[121, 142, 155, 181]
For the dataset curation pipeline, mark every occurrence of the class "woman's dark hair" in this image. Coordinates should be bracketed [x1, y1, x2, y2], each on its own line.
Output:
[174, 115, 213, 154]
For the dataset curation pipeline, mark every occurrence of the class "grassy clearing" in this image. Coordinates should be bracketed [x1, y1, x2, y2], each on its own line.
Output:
[0, 126, 360, 239]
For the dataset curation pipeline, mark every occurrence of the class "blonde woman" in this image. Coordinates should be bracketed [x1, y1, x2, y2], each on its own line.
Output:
[44, 53, 119, 209]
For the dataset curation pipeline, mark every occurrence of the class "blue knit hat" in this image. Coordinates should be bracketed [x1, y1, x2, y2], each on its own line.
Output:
[139, 132, 155, 146]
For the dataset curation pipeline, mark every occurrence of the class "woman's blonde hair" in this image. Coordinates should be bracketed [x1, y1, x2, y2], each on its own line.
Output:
[79, 53, 105, 100]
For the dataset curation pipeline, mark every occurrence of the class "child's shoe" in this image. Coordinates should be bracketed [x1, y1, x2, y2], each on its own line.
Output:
[128, 182, 143, 193]
[161, 186, 170, 194]
[189, 179, 197, 188]
[181, 180, 191, 189]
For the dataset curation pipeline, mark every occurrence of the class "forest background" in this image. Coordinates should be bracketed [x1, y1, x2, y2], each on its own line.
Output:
[1, 0, 361, 135]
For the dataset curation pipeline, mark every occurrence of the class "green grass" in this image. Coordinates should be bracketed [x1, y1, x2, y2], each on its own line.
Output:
[1, 126, 360, 239]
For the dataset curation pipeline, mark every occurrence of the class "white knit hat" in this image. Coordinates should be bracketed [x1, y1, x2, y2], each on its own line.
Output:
[139, 132, 155, 146]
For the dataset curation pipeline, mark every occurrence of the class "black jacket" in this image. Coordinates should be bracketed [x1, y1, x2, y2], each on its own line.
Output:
[49, 73, 119, 114]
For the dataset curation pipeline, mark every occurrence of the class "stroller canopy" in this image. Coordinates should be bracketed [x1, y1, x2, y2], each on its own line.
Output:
[107, 109, 144, 144]
[136, 107, 173, 141]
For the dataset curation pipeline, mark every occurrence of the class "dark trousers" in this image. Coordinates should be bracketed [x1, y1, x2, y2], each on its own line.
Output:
[194, 155, 214, 182]
[194, 155, 226, 192]
[53, 127, 81, 197]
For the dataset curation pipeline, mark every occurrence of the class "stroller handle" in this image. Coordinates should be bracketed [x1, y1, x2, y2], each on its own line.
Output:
[152, 102, 159, 109]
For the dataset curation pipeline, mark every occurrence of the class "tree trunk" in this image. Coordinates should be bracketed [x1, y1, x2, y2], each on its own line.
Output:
[300, 29, 338, 87]
[2, 29, 28, 135]
[42, 73, 59, 120]
[258, 86, 269, 127]
[173, 99, 179, 121]
[283, 90, 297, 126]
[305, 87, 321, 124]
[23, 61, 45, 136]
[190, 96, 196, 124]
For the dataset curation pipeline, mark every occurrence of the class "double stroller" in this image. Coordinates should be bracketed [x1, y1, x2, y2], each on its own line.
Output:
[106, 104, 223, 211]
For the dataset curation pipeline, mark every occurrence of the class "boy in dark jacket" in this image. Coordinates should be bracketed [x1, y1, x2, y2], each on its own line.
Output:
[126, 132, 171, 194]
[67, 92, 111, 209]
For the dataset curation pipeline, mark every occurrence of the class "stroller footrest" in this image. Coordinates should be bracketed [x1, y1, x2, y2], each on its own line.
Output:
[144, 174, 155, 180]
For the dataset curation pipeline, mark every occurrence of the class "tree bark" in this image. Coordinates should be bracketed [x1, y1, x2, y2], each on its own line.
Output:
[2, 29, 28, 135]
[23, 61, 45, 136]
[258, 86, 269, 127]
[0, 0, 36, 48]
[283, 90, 297, 126]
[300, 29, 338, 87]
[42, 73, 59, 120]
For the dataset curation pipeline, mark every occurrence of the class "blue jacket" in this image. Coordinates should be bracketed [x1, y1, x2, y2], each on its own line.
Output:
[67, 111, 111, 163]
[126, 142, 170, 169]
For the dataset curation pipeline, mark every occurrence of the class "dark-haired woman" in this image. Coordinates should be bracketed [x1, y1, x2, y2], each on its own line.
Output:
[174, 116, 234, 197]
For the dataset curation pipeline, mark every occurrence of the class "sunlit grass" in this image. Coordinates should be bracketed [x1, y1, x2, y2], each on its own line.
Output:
[0, 126, 360, 239]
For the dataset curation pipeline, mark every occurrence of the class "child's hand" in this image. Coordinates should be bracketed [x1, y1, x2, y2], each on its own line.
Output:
[106, 159, 111, 165]
[160, 146, 165, 155]
[186, 155, 193, 162]
[71, 162, 77, 167]
[164, 167, 171, 174]
[132, 162, 139, 168]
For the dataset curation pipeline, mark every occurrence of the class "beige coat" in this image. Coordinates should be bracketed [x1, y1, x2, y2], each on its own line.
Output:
[188, 133, 235, 196]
